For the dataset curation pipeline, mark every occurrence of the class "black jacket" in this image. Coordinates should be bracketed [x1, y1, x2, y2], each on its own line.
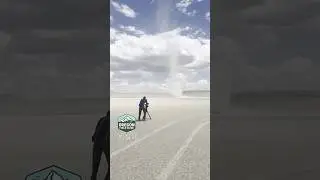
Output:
[92, 111, 110, 146]
[139, 98, 148, 108]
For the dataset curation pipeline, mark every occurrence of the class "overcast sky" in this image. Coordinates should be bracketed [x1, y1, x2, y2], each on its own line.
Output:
[0, 0, 108, 98]
[215, 0, 320, 92]
[1, 0, 319, 98]
[110, 0, 210, 93]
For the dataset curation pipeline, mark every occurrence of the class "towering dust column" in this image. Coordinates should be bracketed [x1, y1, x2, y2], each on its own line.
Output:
[156, 0, 182, 97]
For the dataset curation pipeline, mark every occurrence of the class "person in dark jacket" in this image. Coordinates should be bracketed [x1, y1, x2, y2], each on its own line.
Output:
[138, 96, 148, 120]
[91, 111, 110, 180]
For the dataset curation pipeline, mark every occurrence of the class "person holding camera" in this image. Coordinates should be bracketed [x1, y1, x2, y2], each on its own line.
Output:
[138, 96, 148, 121]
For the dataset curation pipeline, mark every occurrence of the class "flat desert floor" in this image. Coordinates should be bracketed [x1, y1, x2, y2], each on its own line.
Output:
[212, 96, 320, 180]
[2, 96, 320, 180]
[110, 97, 210, 180]
[0, 97, 210, 180]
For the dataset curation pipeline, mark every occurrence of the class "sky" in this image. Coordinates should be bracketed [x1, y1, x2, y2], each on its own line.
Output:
[1, 0, 319, 98]
[110, 0, 211, 94]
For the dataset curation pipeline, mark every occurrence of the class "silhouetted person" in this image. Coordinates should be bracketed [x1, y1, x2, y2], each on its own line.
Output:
[138, 96, 148, 120]
[91, 111, 110, 180]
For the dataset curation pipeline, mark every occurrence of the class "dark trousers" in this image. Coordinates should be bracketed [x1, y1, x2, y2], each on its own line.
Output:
[91, 142, 109, 180]
[138, 106, 146, 120]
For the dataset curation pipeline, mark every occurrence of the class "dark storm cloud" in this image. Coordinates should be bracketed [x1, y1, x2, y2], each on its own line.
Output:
[216, 0, 320, 92]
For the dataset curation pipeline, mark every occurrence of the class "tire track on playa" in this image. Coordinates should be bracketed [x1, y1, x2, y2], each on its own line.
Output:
[110, 98, 210, 179]
[156, 120, 210, 180]
[110, 103, 210, 157]
[111, 120, 179, 158]
[111, 115, 210, 158]
[110, 116, 209, 180]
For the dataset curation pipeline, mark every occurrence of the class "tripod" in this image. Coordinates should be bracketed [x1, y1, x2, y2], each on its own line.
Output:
[145, 104, 152, 120]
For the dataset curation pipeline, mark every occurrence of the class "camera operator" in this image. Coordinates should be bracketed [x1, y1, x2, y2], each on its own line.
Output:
[138, 96, 148, 120]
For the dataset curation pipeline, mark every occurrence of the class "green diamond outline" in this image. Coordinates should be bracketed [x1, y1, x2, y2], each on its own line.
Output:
[118, 114, 136, 132]
[25, 165, 82, 180]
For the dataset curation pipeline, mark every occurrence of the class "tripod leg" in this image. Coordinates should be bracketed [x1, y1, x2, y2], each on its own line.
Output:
[147, 111, 151, 119]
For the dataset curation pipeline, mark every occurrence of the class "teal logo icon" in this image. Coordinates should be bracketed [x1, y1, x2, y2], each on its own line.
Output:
[25, 165, 82, 180]
[118, 114, 136, 132]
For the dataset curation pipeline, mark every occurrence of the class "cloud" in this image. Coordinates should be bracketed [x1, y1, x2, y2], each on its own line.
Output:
[110, 15, 113, 23]
[118, 25, 145, 35]
[205, 12, 210, 21]
[1, 0, 211, 97]
[110, 26, 210, 92]
[187, 10, 197, 16]
[111, 1, 137, 18]
[176, 0, 193, 10]
[176, 0, 197, 16]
